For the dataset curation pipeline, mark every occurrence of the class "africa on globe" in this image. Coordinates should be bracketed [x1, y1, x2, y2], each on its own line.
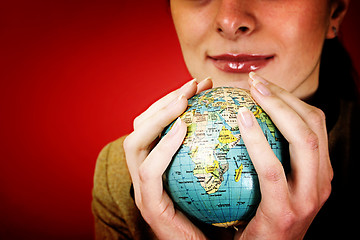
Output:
[163, 87, 286, 228]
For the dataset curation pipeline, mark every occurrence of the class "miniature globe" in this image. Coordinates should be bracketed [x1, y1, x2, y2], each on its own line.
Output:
[162, 87, 286, 228]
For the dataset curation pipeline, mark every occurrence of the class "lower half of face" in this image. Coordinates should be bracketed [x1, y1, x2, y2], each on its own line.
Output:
[171, 0, 332, 100]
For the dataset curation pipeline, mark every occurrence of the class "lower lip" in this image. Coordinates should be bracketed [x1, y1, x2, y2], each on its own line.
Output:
[209, 57, 273, 73]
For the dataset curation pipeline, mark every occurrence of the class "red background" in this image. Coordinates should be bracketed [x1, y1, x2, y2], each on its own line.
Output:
[0, 1, 359, 239]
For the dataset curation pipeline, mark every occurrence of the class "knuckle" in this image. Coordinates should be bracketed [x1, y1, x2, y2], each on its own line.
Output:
[138, 164, 150, 182]
[259, 206, 297, 233]
[123, 132, 152, 153]
[328, 167, 334, 181]
[279, 211, 297, 231]
[326, 160, 334, 182]
[138, 163, 155, 183]
[123, 134, 134, 152]
[263, 166, 284, 183]
[320, 179, 333, 204]
[123, 133, 144, 153]
[296, 192, 323, 220]
[133, 115, 142, 130]
[308, 107, 326, 126]
[266, 207, 296, 232]
[304, 128, 319, 151]
[300, 200, 319, 218]
[134, 194, 143, 210]
[321, 184, 332, 204]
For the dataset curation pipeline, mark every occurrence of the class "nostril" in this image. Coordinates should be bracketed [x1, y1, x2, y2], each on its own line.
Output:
[238, 26, 249, 32]
[216, 25, 251, 37]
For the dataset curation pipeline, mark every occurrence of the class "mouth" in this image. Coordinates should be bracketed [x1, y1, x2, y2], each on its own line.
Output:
[208, 53, 275, 73]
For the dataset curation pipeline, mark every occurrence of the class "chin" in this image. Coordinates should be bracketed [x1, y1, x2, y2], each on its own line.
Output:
[210, 72, 251, 89]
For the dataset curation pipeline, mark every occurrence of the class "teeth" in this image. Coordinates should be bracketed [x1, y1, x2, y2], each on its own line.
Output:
[229, 62, 245, 69]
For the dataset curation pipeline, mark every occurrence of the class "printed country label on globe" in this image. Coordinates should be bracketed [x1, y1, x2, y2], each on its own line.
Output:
[163, 87, 286, 228]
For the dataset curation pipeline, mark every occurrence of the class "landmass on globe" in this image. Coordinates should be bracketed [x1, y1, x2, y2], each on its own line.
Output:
[163, 87, 286, 228]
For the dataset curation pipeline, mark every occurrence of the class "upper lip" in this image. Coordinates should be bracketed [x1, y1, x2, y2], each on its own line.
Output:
[209, 53, 274, 61]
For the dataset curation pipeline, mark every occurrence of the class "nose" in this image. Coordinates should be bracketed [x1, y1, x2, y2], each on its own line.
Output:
[215, 0, 256, 40]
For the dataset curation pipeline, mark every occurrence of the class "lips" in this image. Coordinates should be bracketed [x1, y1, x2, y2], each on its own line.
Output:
[208, 54, 274, 73]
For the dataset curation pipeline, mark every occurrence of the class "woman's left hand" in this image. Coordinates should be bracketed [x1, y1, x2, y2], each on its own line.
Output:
[235, 73, 333, 240]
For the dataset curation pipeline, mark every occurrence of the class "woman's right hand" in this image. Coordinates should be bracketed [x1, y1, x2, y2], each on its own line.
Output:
[123, 77, 212, 240]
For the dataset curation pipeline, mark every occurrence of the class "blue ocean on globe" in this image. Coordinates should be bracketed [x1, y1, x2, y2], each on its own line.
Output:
[163, 87, 286, 227]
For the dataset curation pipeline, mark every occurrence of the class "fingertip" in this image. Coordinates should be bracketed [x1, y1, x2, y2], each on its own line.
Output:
[180, 78, 197, 90]
[248, 72, 269, 85]
[237, 107, 254, 129]
[169, 93, 186, 109]
[189, 78, 198, 88]
[178, 94, 190, 110]
[167, 117, 187, 138]
[177, 117, 187, 137]
[179, 79, 198, 99]
[196, 77, 213, 94]
[248, 71, 256, 82]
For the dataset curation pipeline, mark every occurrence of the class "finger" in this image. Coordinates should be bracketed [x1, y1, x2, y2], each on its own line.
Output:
[134, 79, 197, 130]
[124, 94, 187, 193]
[249, 72, 328, 144]
[196, 77, 213, 94]
[249, 73, 330, 170]
[126, 94, 188, 154]
[237, 107, 289, 210]
[134, 77, 213, 130]
[250, 77, 332, 181]
[139, 118, 187, 210]
[248, 73, 320, 196]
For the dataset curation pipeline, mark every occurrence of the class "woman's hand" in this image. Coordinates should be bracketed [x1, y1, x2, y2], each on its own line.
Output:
[235, 73, 333, 240]
[124, 72, 332, 240]
[123, 78, 212, 240]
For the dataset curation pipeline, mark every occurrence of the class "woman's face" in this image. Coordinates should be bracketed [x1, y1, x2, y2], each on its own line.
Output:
[170, 0, 344, 99]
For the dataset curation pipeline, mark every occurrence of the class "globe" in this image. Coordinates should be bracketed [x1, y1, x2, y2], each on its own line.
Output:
[163, 87, 286, 228]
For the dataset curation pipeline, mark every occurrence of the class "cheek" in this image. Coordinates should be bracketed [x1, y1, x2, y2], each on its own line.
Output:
[270, 4, 329, 81]
[173, 12, 213, 77]
[274, 2, 328, 50]
[173, 4, 210, 48]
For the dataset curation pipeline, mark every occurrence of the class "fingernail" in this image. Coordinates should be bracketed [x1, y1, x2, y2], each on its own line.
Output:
[249, 73, 271, 96]
[170, 93, 185, 108]
[197, 76, 212, 87]
[196, 76, 211, 85]
[180, 78, 197, 92]
[169, 117, 182, 136]
[249, 72, 268, 85]
[176, 93, 186, 103]
[249, 71, 256, 83]
[189, 78, 197, 85]
[238, 107, 253, 128]
[254, 81, 271, 96]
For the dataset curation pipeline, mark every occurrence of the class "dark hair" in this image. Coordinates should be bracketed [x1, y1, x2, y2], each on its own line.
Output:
[319, 37, 359, 102]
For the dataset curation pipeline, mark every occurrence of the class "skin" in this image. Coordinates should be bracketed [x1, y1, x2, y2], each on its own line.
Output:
[124, 0, 350, 239]
[170, 0, 345, 99]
